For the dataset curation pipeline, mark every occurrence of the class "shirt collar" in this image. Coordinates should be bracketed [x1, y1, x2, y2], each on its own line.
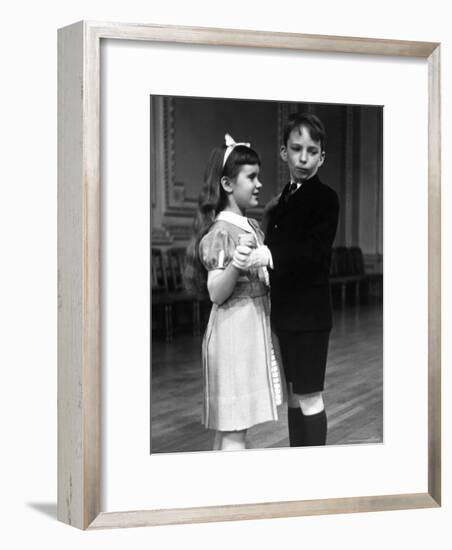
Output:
[216, 210, 253, 232]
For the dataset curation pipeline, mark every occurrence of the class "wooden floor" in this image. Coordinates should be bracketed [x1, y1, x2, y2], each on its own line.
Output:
[151, 301, 383, 453]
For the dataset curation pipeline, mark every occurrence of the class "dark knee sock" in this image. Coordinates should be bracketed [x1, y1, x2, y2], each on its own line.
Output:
[288, 407, 305, 447]
[303, 409, 327, 446]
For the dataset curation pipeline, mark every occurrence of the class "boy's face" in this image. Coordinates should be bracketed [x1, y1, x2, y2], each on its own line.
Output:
[281, 125, 325, 183]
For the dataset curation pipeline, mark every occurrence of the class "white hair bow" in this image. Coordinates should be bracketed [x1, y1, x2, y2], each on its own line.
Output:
[222, 133, 251, 167]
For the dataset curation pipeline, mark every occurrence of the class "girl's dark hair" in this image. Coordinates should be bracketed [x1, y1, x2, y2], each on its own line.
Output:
[184, 143, 261, 295]
[283, 112, 326, 151]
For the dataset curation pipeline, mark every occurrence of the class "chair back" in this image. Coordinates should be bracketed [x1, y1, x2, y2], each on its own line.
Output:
[349, 246, 365, 275]
[166, 247, 187, 292]
[152, 247, 168, 292]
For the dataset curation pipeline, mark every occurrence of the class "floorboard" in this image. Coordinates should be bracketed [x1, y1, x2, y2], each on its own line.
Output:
[151, 302, 383, 454]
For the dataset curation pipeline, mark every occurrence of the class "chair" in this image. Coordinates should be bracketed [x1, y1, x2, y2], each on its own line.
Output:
[152, 247, 173, 341]
[330, 246, 382, 306]
[151, 247, 203, 341]
[166, 247, 202, 337]
[330, 247, 356, 306]
[349, 246, 382, 300]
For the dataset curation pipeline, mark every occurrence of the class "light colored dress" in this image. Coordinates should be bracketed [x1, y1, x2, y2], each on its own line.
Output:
[199, 210, 282, 431]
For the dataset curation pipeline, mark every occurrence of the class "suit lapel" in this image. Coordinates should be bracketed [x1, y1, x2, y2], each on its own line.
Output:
[272, 183, 304, 223]
[273, 175, 321, 223]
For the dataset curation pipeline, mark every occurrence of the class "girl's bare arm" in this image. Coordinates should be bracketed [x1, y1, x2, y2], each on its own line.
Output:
[207, 245, 251, 305]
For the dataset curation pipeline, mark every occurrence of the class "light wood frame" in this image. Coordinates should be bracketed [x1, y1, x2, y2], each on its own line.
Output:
[57, 21, 441, 530]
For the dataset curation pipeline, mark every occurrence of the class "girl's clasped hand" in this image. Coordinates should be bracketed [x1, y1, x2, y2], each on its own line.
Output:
[232, 234, 272, 271]
[231, 244, 253, 270]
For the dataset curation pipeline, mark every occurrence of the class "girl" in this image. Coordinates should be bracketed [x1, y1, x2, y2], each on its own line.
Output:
[185, 134, 282, 451]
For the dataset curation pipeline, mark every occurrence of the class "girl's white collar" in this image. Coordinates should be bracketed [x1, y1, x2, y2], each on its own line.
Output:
[216, 210, 253, 232]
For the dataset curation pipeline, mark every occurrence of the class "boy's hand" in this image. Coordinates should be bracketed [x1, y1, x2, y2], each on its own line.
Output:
[232, 245, 252, 270]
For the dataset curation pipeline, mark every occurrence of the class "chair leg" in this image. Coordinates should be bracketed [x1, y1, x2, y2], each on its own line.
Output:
[193, 301, 201, 336]
[355, 281, 360, 304]
[165, 304, 173, 343]
[341, 283, 346, 307]
[368, 278, 374, 301]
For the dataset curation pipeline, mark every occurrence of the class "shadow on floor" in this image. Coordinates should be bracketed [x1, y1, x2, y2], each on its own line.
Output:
[27, 502, 58, 521]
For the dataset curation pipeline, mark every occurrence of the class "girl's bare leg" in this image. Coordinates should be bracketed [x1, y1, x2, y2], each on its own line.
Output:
[213, 430, 222, 451]
[216, 430, 247, 451]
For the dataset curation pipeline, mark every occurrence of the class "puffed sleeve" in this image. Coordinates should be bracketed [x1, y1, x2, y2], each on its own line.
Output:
[199, 226, 235, 271]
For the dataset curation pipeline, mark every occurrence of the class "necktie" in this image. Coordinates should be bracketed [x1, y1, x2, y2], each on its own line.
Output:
[284, 182, 298, 202]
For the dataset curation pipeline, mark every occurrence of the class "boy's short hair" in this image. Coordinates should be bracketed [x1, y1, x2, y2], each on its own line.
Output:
[283, 112, 326, 151]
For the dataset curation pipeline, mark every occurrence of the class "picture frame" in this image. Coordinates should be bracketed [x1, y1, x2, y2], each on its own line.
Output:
[57, 21, 441, 530]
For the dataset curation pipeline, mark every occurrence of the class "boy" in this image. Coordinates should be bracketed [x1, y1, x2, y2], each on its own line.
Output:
[258, 112, 339, 446]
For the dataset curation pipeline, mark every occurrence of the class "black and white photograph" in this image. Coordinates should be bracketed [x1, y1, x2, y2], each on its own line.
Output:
[150, 95, 383, 454]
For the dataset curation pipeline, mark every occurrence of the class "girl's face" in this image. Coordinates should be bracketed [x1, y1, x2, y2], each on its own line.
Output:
[223, 164, 262, 215]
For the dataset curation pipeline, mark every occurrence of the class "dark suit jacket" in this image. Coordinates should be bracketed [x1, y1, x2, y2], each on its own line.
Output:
[265, 175, 339, 331]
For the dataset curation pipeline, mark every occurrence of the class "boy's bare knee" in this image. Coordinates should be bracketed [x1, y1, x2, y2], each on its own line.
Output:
[287, 384, 324, 415]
